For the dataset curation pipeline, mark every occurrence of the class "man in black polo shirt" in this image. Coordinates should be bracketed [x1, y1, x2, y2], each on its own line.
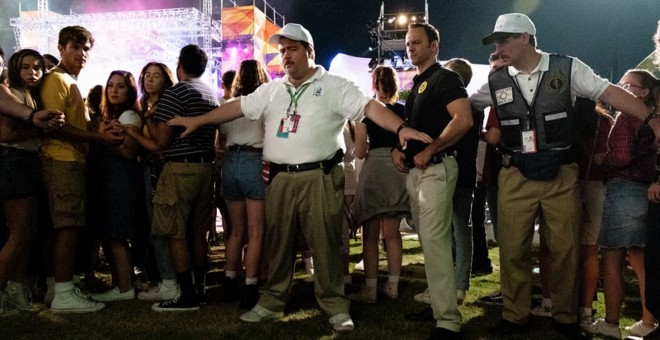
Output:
[391, 22, 473, 339]
[146, 44, 218, 311]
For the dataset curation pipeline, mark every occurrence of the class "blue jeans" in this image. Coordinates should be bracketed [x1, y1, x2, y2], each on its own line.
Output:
[453, 187, 474, 292]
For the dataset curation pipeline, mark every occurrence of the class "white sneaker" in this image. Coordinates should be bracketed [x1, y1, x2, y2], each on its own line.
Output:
[91, 287, 135, 302]
[379, 282, 398, 299]
[354, 259, 364, 271]
[413, 288, 431, 304]
[579, 312, 596, 333]
[530, 300, 552, 317]
[239, 304, 284, 323]
[51, 287, 105, 313]
[329, 313, 354, 332]
[625, 321, 656, 337]
[591, 319, 622, 339]
[0, 290, 19, 317]
[138, 281, 179, 301]
[6, 281, 39, 312]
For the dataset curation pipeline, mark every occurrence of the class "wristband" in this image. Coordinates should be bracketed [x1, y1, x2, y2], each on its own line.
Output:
[396, 122, 408, 135]
[643, 112, 657, 126]
[26, 109, 38, 127]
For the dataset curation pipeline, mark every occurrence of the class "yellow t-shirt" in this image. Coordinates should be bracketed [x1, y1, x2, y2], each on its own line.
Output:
[40, 66, 89, 164]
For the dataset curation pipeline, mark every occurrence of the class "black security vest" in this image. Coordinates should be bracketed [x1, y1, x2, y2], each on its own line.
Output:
[489, 54, 574, 152]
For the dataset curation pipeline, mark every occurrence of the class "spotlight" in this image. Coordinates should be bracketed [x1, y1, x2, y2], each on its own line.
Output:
[397, 15, 407, 25]
[411, 16, 417, 22]
[387, 17, 395, 24]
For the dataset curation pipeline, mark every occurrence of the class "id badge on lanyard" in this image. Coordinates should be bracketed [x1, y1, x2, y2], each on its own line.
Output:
[277, 83, 309, 138]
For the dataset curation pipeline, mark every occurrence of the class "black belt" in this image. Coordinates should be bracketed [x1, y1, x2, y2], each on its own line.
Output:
[166, 154, 214, 163]
[267, 149, 344, 184]
[227, 145, 263, 153]
[502, 150, 573, 168]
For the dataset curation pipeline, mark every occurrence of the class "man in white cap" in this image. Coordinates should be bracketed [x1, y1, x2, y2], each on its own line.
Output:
[471, 12, 660, 339]
[168, 23, 432, 332]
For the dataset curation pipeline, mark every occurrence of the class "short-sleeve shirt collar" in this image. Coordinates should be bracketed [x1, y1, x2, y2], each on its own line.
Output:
[507, 51, 549, 76]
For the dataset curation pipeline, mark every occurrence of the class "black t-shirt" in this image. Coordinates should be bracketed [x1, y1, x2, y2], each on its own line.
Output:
[404, 63, 467, 162]
[364, 102, 405, 149]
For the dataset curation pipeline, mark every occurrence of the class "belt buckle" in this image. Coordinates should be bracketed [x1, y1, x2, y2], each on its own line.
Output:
[286, 164, 299, 173]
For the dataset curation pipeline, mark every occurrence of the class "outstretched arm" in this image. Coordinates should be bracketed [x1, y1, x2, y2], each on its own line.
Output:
[168, 99, 244, 137]
[0, 84, 64, 130]
[363, 99, 433, 147]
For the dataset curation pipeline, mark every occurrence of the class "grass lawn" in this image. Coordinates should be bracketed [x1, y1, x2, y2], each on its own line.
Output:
[1, 234, 646, 339]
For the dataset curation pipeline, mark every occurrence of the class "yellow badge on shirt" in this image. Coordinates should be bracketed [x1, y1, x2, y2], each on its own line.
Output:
[418, 81, 428, 94]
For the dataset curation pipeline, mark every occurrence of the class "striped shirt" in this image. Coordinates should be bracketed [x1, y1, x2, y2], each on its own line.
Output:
[154, 78, 218, 159]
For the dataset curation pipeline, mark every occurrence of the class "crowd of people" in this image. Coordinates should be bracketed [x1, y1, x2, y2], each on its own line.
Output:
[0, 13, 659, 340]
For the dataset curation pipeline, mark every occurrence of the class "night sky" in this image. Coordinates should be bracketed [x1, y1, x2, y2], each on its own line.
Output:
[1, 0, 659, 81]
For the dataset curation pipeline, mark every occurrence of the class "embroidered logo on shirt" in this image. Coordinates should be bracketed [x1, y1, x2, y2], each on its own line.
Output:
[545, 73, 568, 94]
[495, 87, 513, 106]
[313, 86, 323, 97]
[418, 81, 428, 94]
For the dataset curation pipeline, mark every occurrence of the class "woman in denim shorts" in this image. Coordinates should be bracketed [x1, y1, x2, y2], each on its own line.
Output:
[0, 49, 45, 314]
[593, 70, 659, 338]
[220, 60, 269, 309]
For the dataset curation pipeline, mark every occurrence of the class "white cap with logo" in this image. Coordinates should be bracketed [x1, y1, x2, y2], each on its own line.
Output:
[268, 23, 314, 47]
[482, 13, 536, 45]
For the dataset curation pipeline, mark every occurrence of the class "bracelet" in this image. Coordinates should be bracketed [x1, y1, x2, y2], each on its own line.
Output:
[396, 122, 408, 135]
[26, 109, 38, 127]
[643, 112, 657, 126]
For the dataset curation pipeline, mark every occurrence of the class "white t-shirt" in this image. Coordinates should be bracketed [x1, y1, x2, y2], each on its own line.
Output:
[240, 66, 371, 164]
[221, 97, 264, 148]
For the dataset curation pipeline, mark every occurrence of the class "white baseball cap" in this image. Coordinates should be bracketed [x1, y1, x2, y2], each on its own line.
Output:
[268, 23, 314, 47]
[482, 13, 536, 45]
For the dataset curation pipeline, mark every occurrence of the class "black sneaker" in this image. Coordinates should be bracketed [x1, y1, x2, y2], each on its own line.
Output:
[551, 320, 588, 340]
[490, 319, 528, 336]
[479, 291, 503, 304]
[239, 284, 259, 310]
[222, 278, 239, 303]
[151, 293, 200, 312]
[405, 307, 434, 321]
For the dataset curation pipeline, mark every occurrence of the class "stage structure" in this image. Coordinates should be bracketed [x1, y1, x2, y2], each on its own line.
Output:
[368, 0, 428, 71]
[10, 0, 285, 95]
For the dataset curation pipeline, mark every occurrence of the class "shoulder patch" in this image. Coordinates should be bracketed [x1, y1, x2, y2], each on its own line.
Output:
[418, 81, 428, 94]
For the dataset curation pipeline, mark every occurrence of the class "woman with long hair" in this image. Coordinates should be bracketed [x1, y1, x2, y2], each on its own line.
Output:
[591, 69, 660, 338]
[89, 70, 143, 302]
[0, 49, 45, 314]
[349, 65, 409, 303]
[122, 62, 179, 301]
[220, 59, 269, 309]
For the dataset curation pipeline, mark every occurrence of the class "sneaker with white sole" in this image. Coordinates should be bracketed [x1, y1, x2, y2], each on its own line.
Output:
[239, 304, 284, 323]
[151, 292, 200, 312]
[354, 259, 364, 271]
[6, 281, 39, 312]
[51, 287, 106, 313]
[0, 290, 19, 317]
[379, 282, 398, 299]
[591, 319, 622, 339]
[579, 312, 596, 333]
[413, 288, 431, 304]
[625, 321, 656, 337]
[349, 285, 376, 303]
[138, 281, 179, 301]
[91, 287, 135, 302]
[329, 313, 354, 332]
[531, 301, 552, 317]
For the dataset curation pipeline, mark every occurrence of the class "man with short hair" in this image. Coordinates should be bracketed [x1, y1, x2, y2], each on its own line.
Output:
[391, 22, 473, 339]
[148, 44, 218, 312]
[470, 13, 660, 338]
[40, 25, 122, 313]
[168, 23, 431, 332]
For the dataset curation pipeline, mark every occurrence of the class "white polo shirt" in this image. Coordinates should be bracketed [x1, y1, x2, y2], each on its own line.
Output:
[470, 52, 610, 110]
[240, 66, 370, 164]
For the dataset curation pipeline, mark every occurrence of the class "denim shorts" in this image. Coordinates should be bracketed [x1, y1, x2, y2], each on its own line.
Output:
[0, 147, 41, 200]
[221, 149, 265, 200]
[599, 177, 648, 248]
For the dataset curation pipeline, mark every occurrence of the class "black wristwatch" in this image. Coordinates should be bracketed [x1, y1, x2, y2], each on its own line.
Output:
[396, 122, 408, 135]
